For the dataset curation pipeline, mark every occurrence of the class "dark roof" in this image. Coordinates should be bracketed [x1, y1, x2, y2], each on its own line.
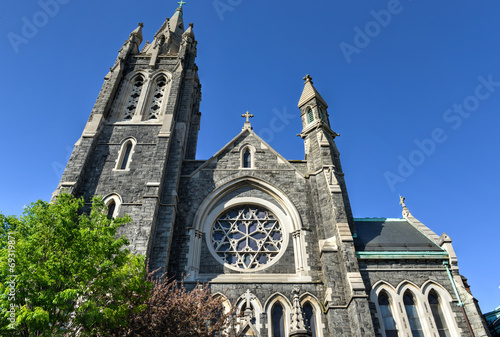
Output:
[354, 218, 443, 252]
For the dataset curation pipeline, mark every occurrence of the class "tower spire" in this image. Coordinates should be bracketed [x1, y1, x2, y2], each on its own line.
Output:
[298, 74, 328, 109]
[140, 4, 186, 61]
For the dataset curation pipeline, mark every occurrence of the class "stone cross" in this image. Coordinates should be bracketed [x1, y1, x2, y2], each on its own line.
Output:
[303, 74, 313, 83]
[242, 289, 255, 309]
[241, 111, 254, 123]
[241, 289, 256, 320]
[241, 111, 254, 130]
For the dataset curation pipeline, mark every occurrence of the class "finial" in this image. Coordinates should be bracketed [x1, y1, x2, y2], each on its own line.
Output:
[241, 111, 254, 130]
[303, 74, 313, 84]
[241, 111, 254, 123]
[399, 195, 411, 218]
[399, 195, 406, 207]
[189, 22, 194, 27]
[138, 22, 144, 28]
[289, 288, 311, 336]
[177, 0, 187, 8]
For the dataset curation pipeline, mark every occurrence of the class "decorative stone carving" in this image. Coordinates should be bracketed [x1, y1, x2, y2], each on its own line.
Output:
[211, 206, 284, 270]
[147, 76, 167, 120]
[289, 288, 311, 337]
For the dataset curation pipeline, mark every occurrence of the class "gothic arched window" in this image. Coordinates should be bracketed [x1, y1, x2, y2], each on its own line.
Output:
[243, 149, 251, 168]
[378, 291, 398, 337]
[115, 138, 136, 171]
[120, 142, 133, 169]
[271, 303, 285, 337]
[103, 195, 121, 218]
[123, 75, 144, 120]
[307, 108, 314, 123]
[403, 291, 424, 337]
[303, 302, 317, 337]
[107, 200, 116, 218]
[429, 291, 451, 337]
[147, 75, 167, 120]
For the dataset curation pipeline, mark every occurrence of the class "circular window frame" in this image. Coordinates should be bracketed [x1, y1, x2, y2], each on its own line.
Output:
[204, 197, 290, 273]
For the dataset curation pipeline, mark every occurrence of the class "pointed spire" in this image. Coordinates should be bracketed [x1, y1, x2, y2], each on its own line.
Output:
[140, 5, 186, 57]
[183, 22, 195, 39]
[298, 74, 328, 108]
[129, 22, 144, 44]
[169, 4, 185, 34]
[289, 288, 311, 337]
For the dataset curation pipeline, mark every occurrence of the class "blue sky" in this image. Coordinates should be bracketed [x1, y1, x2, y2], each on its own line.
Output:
[1, 0, 499, 312]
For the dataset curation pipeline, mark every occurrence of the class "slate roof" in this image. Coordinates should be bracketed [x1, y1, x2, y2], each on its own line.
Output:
[353, 218, 443, 252]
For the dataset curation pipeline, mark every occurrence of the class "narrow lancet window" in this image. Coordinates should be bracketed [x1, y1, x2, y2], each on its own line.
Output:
[123, 76, 144, 120]
[120, 142, 133, 170]
[304, 302, 317, 337]
[271, 303, 285, 337]
[378, 291, 399, 337]
[116, 139, 135, 171]
[107, 200, 116, 218]
[403, 291, 424, 337]
[429, 291, 451, 337]
[147, 76, 167, 120]
[307, 109, 314, 123]
[243, 149, 251, 168]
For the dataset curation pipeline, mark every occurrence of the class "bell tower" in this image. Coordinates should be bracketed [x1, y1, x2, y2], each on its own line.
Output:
[53, 4, 201, 272]
[298, 74, 354, 226]
[297, 75, 374, 335]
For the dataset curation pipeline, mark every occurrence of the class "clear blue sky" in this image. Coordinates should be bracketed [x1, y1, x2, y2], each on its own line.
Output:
[1, 0, 499, 312]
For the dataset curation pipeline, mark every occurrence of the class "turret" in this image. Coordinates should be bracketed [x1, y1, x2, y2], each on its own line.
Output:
[297, 75, 340, 173]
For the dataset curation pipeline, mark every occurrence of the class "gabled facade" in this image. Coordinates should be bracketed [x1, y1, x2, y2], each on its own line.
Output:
[53, 6, 490, 337]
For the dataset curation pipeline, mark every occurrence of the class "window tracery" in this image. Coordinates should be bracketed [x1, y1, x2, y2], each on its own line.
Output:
[123, 76, 144, 120]
[374, 282, 459, 337]
[210, 206, 283, 270]
[146, 76, 167, 120]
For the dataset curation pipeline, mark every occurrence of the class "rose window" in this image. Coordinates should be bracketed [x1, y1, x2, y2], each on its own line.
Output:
[211, 206, 284, 270]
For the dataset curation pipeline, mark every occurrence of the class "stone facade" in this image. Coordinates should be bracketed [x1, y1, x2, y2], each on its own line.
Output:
[53, 6, 490, 337]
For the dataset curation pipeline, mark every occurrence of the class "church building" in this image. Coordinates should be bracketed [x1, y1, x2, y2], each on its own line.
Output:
[53, 5, 490, 337]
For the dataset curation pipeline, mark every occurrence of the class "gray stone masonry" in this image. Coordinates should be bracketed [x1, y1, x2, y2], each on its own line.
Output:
[53, 13, 490, 337]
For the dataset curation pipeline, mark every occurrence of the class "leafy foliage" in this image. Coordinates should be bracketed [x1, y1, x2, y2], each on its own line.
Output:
[0, 193, 233, 336]
[0, 193, 150, 336]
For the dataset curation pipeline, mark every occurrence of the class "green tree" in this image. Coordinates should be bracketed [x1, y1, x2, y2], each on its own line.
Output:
[0, 193, 151, 336]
